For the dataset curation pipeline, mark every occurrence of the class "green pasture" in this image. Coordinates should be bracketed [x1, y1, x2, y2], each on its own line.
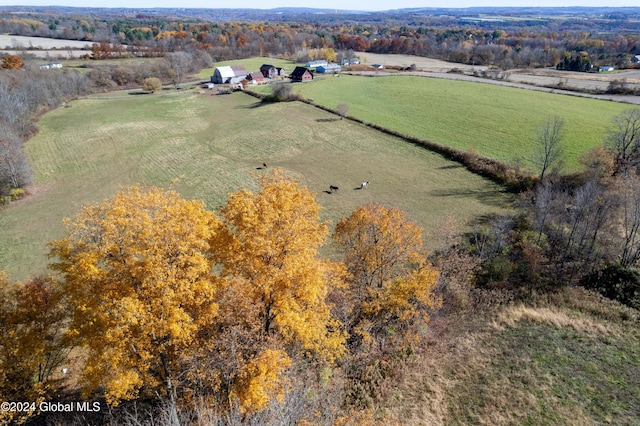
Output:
[0, 90, 511, 281]
[253, 74, 640, 171]
[197, 57, 298, 80]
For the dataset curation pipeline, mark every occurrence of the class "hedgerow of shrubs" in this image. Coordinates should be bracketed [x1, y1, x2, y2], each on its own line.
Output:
[581, 264, 640, 310]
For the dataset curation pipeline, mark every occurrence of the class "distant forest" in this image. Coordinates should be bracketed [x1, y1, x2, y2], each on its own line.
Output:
[1, 6, 640, 69]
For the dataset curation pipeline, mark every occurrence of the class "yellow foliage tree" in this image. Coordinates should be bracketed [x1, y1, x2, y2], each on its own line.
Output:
[231, 349, 291, 414]
[49, 186, 220, 407]
[333, 203, 440, 350]
[142, 77, 162, 93]
[208, 171, 345, 413]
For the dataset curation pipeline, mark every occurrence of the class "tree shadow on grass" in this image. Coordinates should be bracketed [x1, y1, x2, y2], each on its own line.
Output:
[429, 187, 511, 208]
[466, 212, 502, 228]
[128, 91, 150, 95]
[242, 101, 272, 109]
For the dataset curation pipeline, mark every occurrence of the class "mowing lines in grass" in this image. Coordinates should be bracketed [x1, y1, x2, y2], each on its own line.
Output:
[2, 91, 511, 281]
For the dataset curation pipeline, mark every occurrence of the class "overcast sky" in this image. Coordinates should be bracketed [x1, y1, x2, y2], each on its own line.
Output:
[1, 0, 640, 10]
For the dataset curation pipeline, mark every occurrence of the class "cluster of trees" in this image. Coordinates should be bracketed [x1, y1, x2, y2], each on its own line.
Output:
[85, 50, 212, 89]
[555, 50, 593, 72]
[470, 109, 640, 310]
[3, 10, 640, 70]
[0, 172, 441, 424]
[0, 65, 92, 199]
[0, 14, 107, 42]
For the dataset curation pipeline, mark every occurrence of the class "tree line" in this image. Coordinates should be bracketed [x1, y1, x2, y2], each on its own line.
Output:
[2, 11, 640, 70]
[0, 64, 92, 202]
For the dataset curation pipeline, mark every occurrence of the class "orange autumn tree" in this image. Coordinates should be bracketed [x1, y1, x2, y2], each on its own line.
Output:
[0, 274, 68, 425]
[208, 171, 346, 413]
[1, 55, 24, 69]
[49, 186, 220, 410]
[333, 203, 440, 350]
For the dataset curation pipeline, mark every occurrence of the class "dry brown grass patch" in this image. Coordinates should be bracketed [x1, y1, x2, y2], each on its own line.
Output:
[493, 304, 613, 335]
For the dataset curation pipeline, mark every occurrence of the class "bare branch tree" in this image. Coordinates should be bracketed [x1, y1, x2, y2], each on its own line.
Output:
[617, 174, 640, 267]
[0, 131, 32, 189]
[605, 109, 640, 175]
[164, 52, 193, 89]
[534, 115, 565, 181]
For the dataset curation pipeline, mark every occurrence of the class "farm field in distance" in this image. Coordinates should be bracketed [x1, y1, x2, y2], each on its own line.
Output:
[253, 74, 640, 171]
[0, 90, 511, 281]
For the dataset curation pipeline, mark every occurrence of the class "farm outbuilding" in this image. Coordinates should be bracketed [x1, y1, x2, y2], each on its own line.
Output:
[316, 64, 341, 73]
[339, 58, 360, 66]
[290, 66, 313, 82]
[260, 64, 284, 78]
[305, 60, 328, 69]
[230, 65, 248, 80]
[211, 65, 248, 84]
[247, 72, 265, 83]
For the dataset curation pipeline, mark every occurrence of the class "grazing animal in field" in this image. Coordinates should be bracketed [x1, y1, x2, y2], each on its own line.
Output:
[360, 181, 370, 189]
[329, 185, 339, 192]
[263, 163, 268, 168]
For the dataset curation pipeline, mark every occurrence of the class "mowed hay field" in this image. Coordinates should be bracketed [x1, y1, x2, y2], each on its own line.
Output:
[0, 90, 511, 281]
[257, 74, 640, 171]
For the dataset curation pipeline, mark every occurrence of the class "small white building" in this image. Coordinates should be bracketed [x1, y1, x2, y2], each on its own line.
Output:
[40, 63, 62, 70]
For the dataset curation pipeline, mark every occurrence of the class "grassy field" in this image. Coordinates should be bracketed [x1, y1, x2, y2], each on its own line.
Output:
[253, 74, 640, 171]
[382, 288, 640, 425]
[0, 89, 510, 281]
